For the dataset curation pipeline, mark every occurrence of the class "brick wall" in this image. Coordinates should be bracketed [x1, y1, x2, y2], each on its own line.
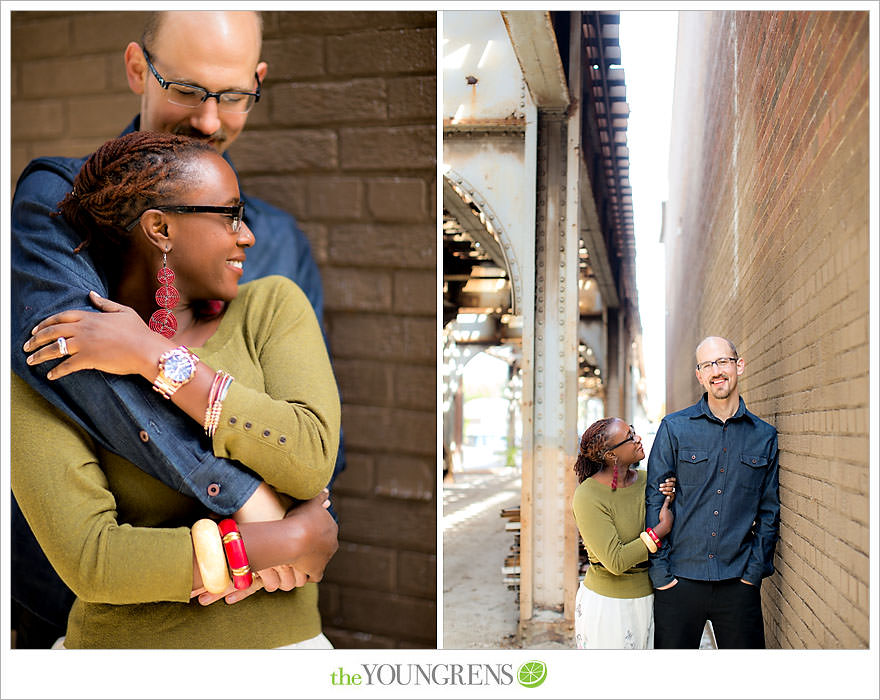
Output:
[664, 11, 869, 647]
[10, 10, 437, 648]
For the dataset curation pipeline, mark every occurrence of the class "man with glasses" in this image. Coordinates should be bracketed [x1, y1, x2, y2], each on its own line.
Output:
[11, 10, 343, 647]
[645, 336, 780, 647]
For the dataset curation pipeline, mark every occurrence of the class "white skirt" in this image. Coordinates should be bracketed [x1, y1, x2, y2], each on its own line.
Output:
[575, 584, 654, 649]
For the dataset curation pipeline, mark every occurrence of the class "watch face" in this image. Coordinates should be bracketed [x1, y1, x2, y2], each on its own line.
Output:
[164, 351, 195, 382]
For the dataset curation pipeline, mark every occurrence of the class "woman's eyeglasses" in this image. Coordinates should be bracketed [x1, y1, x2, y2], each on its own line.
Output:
[606, 425, 637, 451]
[124, 203, 245, 232]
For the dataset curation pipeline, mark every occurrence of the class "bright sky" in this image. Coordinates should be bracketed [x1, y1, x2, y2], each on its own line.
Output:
[619, 10, 679, 420]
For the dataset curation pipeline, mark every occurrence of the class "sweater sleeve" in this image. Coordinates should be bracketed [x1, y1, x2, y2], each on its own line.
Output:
[209, 277, 341, 500]
[572, 483, 649, 575]
[10, 373, 194, 605]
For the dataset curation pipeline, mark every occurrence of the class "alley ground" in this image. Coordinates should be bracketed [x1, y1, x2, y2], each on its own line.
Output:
[442, 460, 569, 649]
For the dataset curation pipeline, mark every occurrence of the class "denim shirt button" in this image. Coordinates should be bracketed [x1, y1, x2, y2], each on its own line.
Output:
[708, 554, 714, 559]
[691, 454, 696, 460]
[138, 430, 149, 442]
[716, 489, 722, 494]
[714, 510, 719, 516]
[207, 483, 221, 497]
[711, 532, 717, 537]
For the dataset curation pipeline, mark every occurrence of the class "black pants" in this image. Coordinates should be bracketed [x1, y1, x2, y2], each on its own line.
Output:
[653, 577, 765, 648]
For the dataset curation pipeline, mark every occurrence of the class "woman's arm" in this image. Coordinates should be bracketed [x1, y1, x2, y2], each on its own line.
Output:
[572, 487, 652, 576]
[208, 278, 340, 498]
[12, 373, 336, 605]
[12, 373, 192, 603]
[24, 280, 340, 500]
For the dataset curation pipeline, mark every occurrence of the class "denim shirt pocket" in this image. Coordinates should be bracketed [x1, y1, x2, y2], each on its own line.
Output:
[677, 448, 709, 485]
[737, 453, 769, 492]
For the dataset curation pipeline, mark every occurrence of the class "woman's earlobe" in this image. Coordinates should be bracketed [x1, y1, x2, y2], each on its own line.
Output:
[139, 211, 172, 249]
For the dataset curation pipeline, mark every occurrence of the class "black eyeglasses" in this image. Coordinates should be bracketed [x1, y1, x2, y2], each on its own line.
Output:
[696, 357, 739, 373]
[606, 425, 637, 452]
[142, 47, 261, 113]
[124, 203, 245, 232]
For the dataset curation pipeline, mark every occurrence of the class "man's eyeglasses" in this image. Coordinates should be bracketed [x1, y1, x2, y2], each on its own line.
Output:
[142, 47, 261, 114]
[124, 203, 245, 232]
[606, 425, 637, 452]
[696, 357, 739, 373]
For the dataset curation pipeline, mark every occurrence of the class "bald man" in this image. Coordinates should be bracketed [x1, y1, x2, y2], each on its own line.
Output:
[11, 11, 343, 648]
[645, 337, 780, 648]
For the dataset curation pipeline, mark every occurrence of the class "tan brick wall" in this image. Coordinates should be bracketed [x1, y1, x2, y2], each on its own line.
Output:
[664, 11, 869, 648]
[10, 10, 437, 648]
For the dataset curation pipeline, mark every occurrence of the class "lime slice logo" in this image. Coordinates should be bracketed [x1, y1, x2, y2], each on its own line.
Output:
[517, 660, 547, 688]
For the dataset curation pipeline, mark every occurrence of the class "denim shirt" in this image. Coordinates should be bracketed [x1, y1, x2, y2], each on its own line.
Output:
[11, 116, 343, 513]
[646, 394, 780, 588]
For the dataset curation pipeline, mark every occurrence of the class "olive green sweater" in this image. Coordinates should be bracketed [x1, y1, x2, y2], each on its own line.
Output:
[571, 470, 653, 599]
[12, 276, 340, 648]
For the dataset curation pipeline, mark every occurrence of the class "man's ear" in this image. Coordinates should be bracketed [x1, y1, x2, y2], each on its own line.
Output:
[124, 42, 148, 95]
[256, 60, 268, 84]
[736, 358, 745, 376]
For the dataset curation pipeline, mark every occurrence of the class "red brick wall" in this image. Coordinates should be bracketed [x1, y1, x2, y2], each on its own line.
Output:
[10, 10, 437, 648]
[665, 11, 869, 647]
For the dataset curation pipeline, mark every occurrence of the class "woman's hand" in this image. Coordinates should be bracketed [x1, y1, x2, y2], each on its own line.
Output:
[280, 490, 339, 583]
[652, 494, 674, 539]
[23, 291, 166, 380]
[658, 475, 676, 501]
[192, 489, 335, 606]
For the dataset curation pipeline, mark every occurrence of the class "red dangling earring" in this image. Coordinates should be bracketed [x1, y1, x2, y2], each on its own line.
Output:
[149, 250, 179, 338]
[611, 460, 619, 491]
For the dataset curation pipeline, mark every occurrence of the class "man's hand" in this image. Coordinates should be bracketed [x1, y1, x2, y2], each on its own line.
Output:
[234, 481, 288, 522]
[656, 578, 678, 591]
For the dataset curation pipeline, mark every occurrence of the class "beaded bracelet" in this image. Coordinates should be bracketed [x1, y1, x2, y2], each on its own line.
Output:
[646, 527, 662, 548]
[203, 370, 234, 437]
[191, 519, 232, 594]
[639, 531, 658, 554]
[218, 518, 253, 590]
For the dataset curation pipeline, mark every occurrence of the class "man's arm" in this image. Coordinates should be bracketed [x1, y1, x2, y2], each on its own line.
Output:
[11, 159, 261, 514]
[741, 433, 781, 585]
[646, 420, 676, 588]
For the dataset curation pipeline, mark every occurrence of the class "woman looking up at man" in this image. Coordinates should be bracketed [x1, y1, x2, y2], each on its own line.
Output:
[572, 417, 675, 649]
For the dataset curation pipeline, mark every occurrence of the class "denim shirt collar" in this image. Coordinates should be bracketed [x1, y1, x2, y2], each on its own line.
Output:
[691, 392, 754, 425]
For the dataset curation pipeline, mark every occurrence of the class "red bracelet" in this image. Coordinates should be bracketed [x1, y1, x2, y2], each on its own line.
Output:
[646, 527, 662, 548]
[218, 518, 253, 590]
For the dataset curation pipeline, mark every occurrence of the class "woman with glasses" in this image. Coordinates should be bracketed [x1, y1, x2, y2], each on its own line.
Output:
[571, 417, 675, 649]
[11, 131, 340, 648]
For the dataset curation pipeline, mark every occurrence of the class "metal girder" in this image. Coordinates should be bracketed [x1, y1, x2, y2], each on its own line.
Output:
[501, 10, 570, 109]
[579, 156, 620, 308]
[443, 178, 510, 275]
